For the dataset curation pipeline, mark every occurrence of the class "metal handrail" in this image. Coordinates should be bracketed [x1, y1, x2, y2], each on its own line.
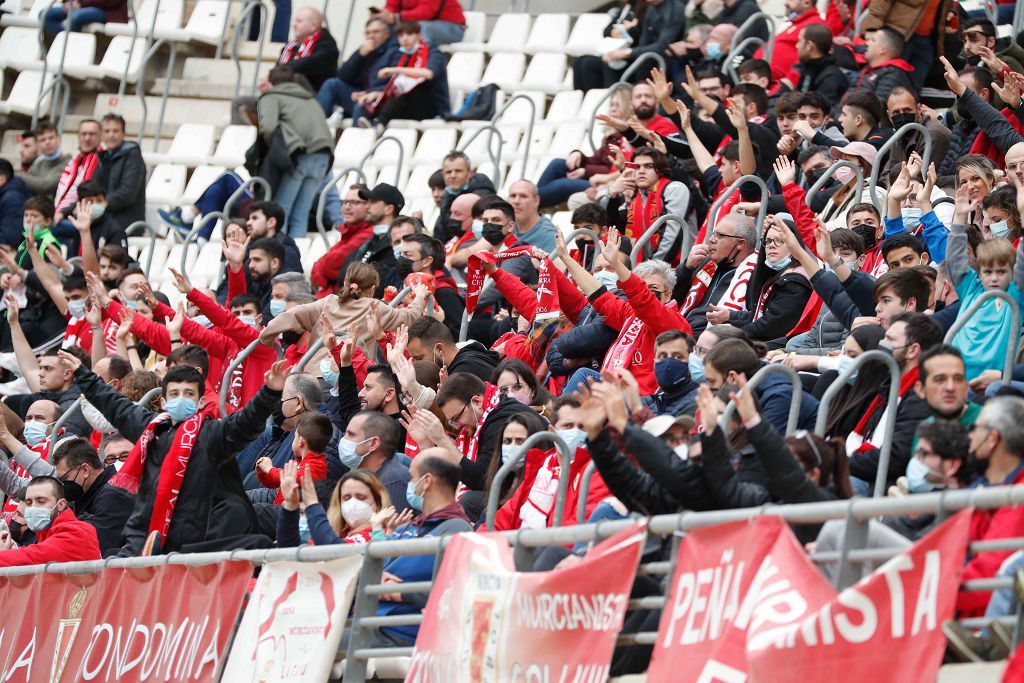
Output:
[179, 210, 226, 274]
[719, 363, 803, 436]
[124, 220, 159, 275]
[219, 338, 261, 416]
[132, 0, 165, 146]
[585, 82, 631, 154]
[136, 386, 162, 406]
[486, 431, 571, 530]
[728, 11, 775, 58]
[32, 0, 59, 128]
[705, 174, 769, 237]
[389, 286, 414, 308]
[214, 0, 235, 60]
[293, 328, 346, 375]
[52, 400, 81, 437]
[118, 0, 138, 97]
[231, 0, 270, 98]
[582, 53, 666, 154]
[577, 460, 598, 524]
[152, 42, 178, 153]
[459, 278, 495, 342]
[724, 36, 769, 84]
[618, 51, 666, 85]
[630, 213, 686, 266]
[224, 176, 272, 218]
[944, 289, 1021, 383]
[458, 124, 504, 188]
[814, 349, 901, 497]
[315, 166, 368, 248]
[32, 76, 71, 137]
[867, 123, 933, 210]
[490, 93, 536, 181]
[358, 136, 405, 187]
[566, 228, 601, 271]
[805, 160, 864, 209]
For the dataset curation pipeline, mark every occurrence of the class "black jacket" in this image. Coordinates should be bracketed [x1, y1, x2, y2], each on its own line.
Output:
[729, 271, 813, 343]
[337, 42, 388, 89]
[675, 257, 739, 338]
[73, 366, 281, 556]
[459, 396, 536, 490]
[809, 269, 877, 331]
[433, 174, 497, 243]
[76, 464, 134, 553]
[449, 342, 500, 382]
[546, 303, 618, 377]
[700, 427, 771, 509]
[0, 176, 29, 247]
[848, 388, 931, 490]
[711, 0, 768, 41]
[796, 55, 848, 105]
[97, 141, 146, 229]
[278, 29, 340, 91]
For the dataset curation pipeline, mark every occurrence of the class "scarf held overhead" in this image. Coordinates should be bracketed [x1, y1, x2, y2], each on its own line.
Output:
[465, 245, 533, 314]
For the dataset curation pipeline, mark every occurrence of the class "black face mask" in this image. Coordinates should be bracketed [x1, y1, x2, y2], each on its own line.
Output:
[280, 330, 302, 346]
[60, 479, 85, 506]
[482, 222, 506, 245]
[890, 112, 917, 129]
[852, 223, 878, 251]
[395, 255, 416, 280]
[804, 167, 828, 187]
[446, 218, 463, 235]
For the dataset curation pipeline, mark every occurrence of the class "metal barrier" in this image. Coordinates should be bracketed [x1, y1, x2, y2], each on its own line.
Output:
[52, 400, 81, 437]
[577, 460, 598, 524]
[629, 213, 686, 266]
[136, 386, 162, 406]
[490, 93, 536, 181]
[32, 77, 71, 137]
[224, 176, 272, 218]
[457, 124, 504, 187]
[724, 36, 769, 84]
[565, 227, 601, 271]
[315, 166, 368, 248]
[131, 0, 169, 147]
[805, 160, 865, 209]
[293, 328, 346, 374]
[705, 174, 769, 237]
[152, 42, 178, 153]
[179, 210, 226, 274]
[814, 349, 902, 497]
[486, 431, 571, 530]
[728, 11, 775, 59]
[719, 363, 803, 435]
[117, 0, 138, 97]
[32, 0, 70, 132]
[584, 82, 631, 154]
[944, 289, 1021, 383]
[125, 220, 159, 275]
[358, 135, 406, 187]
[214, 0, 235, 60]
[459, 278, 495, 342]
[867, 122, 933, 210]
[231, 0, 270, 98]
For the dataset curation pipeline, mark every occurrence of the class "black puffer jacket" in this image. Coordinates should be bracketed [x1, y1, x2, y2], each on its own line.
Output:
[73, 366, 281, 556]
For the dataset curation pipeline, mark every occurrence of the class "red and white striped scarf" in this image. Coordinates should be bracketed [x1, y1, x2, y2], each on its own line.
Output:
[279, 29, 322, 63]
[54, 151, 100, 216]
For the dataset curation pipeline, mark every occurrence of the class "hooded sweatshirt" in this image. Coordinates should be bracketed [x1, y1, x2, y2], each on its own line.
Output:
[0, 507, 100, 567]
[257, 82, 335, 157]
[856, 58, 915, 103]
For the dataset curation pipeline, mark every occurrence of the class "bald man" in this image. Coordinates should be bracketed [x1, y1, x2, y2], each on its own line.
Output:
[507, 180, 557, 253]
[1006, 142, 1024, 186]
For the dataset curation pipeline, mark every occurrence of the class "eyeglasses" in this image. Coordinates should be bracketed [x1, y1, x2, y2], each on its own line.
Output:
[447, 402, 471, 429]
[763, 237, 786, 247]
[341, 199, 368, 206]
[711, 230, 744, 241]
[647, 285, 666, 297]
[498, 382, 527, 396]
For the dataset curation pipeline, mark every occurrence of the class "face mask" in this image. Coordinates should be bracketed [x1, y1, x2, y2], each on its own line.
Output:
[785, 9, 799, 19]
[688, 354, 705, 383]
[66, 299, 86, 319]
[706, 41, 722, 59]
[765, 255, 792, 271]
[395, 256, 416, 280]
[446, 218, 463, 235]
[399, 42, 420, 55]
[482, 222, 505, 246]
[372, 223, 389, 237]
[507, 389, 532, 406]
[556, 427, 586, 455]
[990, 220, 1011, 238]
[906, 456, 945, 493]
[406, 476, 425, 510]
[298, 513, 310, 543]
[24, 504, 55, 532]
[239, 315, 257, 327]
[901, 207, 923, 231]
[22, 222, 35, 235]
[654, 358, 692, 393]
[320, 357, 340, 388]
[341, 498, 374, 526]
[164, 397, 198, 423]
[837, 354, 858, 384]
[89, 204, 106, 220]
[804, 167, 827, 187]
[393, 245, 402, 259]
[673, 443, 689, 460]
[594, 270, 619, 289]
[834, 166, 855, 184]
[890, 112, 917, 129]
[60, 474, 85, 505]
[501, 443, 522, 466]
[125, 299, 139, 311]
[471, 219, 484, 240]
[193, 314, 213, 328]
[852, 224, 878, 251]
[338, 437, 372, 470]
[23, 420, 49, 446]
[269, 299, 286, 318]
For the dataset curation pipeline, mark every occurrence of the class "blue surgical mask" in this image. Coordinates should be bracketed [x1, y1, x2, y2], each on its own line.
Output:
[320, 357, 340, 389]
[24, 504, 55, 532]
[399, 42, 420, 55]
[23, 420, 49, 446]
[164, 397, 198, 423]
[906, 456, 945, 493]
[765, 255, 792, 271]
[501, 443, 521, 466]
[406, 476, 425, 510]
[269, 299, 286, 318]
[901, 207, 923, 232]
[837, 354, 858, 384]
[298, 513, 310, 543]
[786, 10, 799, 20]
[238, 315, 257, 328]
[654, 358, 691, 393]
[90, 204, 106, 220]
[125, 299, 139, 311]
[556, 428, 585, 455]
[193, 315, 213, 328]
[393, 245, 402, 259]
[990, 220, 1011, 238]
[66, 299, 86, 319]
[688, 354, 705, 383]
[338, 436, 372, 471]
[706, 41, 722, 60]
[594, 270, 619, 289]
[471, 219, 484, 240]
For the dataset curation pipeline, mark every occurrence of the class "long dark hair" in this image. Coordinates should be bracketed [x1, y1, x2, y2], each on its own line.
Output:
[823, 325, 887, 435]
[786, 431, 853, 499]
[483, 411, 551, 512]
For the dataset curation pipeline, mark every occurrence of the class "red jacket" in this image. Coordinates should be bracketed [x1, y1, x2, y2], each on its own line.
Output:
[256, 451, 328, 504]
[591, 273, 693, 395]
[0, 508, 100, 567]
[385, 0, 465, 26]
[759, 7, 823, 84]
[643, 115, 680, 138]
[957, 467, 1024, 616]
[311, 222, 375, 297]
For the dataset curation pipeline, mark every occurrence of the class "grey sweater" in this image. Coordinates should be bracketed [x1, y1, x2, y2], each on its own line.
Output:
[18, 154, 70, 196]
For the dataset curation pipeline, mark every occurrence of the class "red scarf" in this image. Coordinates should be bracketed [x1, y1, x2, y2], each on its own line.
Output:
[465, 244, 532, 314]
[526, 258, 561, 365]
[852, 366, 919, 448]
[602, 300, 679, 372]
[681, 258, 717, 316]
[455, 383, 502, 463]
[368, 41, 432, 116]
[279, 29, 322, 63]
[110, 412, 205, 543]
[54, 151, 99, 215]
[625, 177, 669, 255]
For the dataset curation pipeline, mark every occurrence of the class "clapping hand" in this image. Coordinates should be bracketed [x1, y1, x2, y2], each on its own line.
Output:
[280, 460, 300, 510]
[694, 384, 720, 434]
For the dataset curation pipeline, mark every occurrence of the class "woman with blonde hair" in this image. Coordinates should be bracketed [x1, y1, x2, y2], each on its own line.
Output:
[956, 153, 997, 231]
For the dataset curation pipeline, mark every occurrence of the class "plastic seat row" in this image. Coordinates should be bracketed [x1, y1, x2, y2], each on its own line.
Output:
[445, 12, 614, 58]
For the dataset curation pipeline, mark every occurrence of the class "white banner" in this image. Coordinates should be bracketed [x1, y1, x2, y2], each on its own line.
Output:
[221, 556, 362, 682]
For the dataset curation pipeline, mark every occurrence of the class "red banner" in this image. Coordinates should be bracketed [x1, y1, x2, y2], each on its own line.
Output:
[465, 245, 533, 314]
[408, 523, 646, 682]
[0, 560, 250, 682]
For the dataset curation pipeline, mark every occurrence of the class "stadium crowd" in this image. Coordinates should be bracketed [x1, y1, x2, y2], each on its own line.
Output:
[6, 0, 1024, 669]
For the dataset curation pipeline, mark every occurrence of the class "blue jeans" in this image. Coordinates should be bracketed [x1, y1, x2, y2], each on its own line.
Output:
[194, 171, 251, 239]
[538, 158, 590, 208]
[44, 6, 107, 34]
[418, 20, 465, 47]
[563, 367, 602, 395]
[316, 179, 343, 228]
[982, 551, 1024, 637]
[248, 0, 291, 42]
[316, 78, 357, 117]
[276, 151, 330, 237]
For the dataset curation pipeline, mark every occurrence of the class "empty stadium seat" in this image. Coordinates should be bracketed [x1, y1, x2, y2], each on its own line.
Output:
[485, 13, 532, 53]
[374, 165, 410, 192]
[565, 13, 613, 56]
[520, 52, 567, 94]
[369, 129, 417, 169]
[104, 0, 183, 37]
[0, 0, 50, 27]
[403, 165, 437, 200]
[412, 128, 458, 166]
[90, 35, 148, 82]
[508, 124, 553, 163]
[548, 123, 586, 157]
[443, 10, 486, 52]
[146, 163, 187, 205]
[546, 90, 584, 124]
[524, 13, 570, 54]
[160, 0, 230, 44]
[146, 123, 215, 166]
[495, 90, 544, 126]
[0, 70, 52, 117]
[446, 51, 485, 98]
[0, 26, 41, 70]
[211, 125, 257, 167]
[332, 127, 378, 169]
[480, 52, 525, 93]
[180, 164, 227, 205]
[38, 31, 96, 74]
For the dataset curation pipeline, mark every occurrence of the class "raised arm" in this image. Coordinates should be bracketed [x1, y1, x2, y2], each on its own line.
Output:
[4, 298, 40, 393]
[724, 99, 756, 177]
[24, 232, 68, 315]
[60, 351, 156, 441]
[70, 201, 100, 278]
[947, 183, 972, 287]
[213, 360, 287, 461]
[553, 231, 603, 297]
[677, 101, 716, 174]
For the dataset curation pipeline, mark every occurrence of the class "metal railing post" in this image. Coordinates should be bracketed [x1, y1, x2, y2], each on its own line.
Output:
[805, 160, 864, 209]
[460, 278, 495, 342]
[389, 286, 413, 307]
[214, 0, 235, 60]
[814, 349, 901, 497]
[153, 42, 176, 152]
[119, 0, 138, 98]
[343, 552, 386, 682]
[577, 461, 598, 525]
[231, 0, 269, 99]
[724, 36, 769, 83]
[487, 431, 571, 529]
[618, 51, 666, 85]
[136, 386, 162, 406]
[490, 93, 536, 181]
[728, 11, 775, 59]
[629, 213, 686, 266]
[32, 0, 59, 128]
[315, 166, 367, 248]
[944, 289, 1020, 383]
[133, 0, 164, 145]
[179, 210, 226, 274]
[705, 175, 769, 237]
[293, 328, 345, 374]
[867, 123, 933, 210]
[718, 363, 803, 435]
[224, 176, 272, 218]
[52, 400, 81, 436]
[835, 503, 870, 589]
[124, 220, 159, 276]
[458, 124, 504, 188]
[358, 136, 406, 187]
[219, 338, 262, 415]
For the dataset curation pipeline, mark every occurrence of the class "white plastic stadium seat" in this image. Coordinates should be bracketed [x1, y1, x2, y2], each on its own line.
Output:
[545, 90, 583, 124]
[212, 125, 257, 167]
[548, 123, 586, 157]
[370, 129, 417, 168]
[412, 128, 457, 166]
[520, 53, 567, 94]
[565, 13, 613, 57]
[445, 51, 485, 96]
[164, 0, 230, 44]
[404, 165, 436, 200]
[0, 0, 50, 27]
[374, 165, 409, 192]
[443, 10, 485, 52]
[485, 13, 531, 53]
[0, 27, 41, 70]
[40, 31, 96, 72]
[104, 0, 183, 37]
[180, 164, 226, 205]
[481, 52, 525, 93]
[95, 35, 148, 82]
[524, 13, 570, 55]
[1, 70, 53, 116]
[146, 164, 187, 205]
[508, 124, 553, 163]
[580, 88, 612, 120]
[156, 123, 215, 166]
[333, 127, 378, 169]
[496, 91, 544, 127]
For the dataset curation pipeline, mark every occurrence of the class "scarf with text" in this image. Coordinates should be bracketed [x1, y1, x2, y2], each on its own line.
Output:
[279, 29, 323, 63]
[368, 40, 431, 116]
[851, 366, 920, 452]
[680, 258, 718, 316]
[526, 258, 561, 366]
[110, 411, 205, 541]
[54, 151, 100, 216]
[455, 382, 502, 463]
[465, 244, 532, 314]
[625, 176, 669, 256]
[602, 299, 679, 373]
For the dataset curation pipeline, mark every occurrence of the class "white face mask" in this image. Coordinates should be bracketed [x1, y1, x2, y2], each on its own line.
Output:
[594, 270, 619, 289]
[90, 204, 106, 220]
[340, 498, 374, 527]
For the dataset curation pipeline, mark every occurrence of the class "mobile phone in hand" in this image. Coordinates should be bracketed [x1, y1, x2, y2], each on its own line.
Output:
[624, 161, 637, 171]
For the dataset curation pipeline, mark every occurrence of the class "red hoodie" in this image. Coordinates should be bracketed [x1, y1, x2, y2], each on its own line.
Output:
[311, 221, 375, 298]
[0, 508, 100, 567]
[256, 451, 328, 504]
